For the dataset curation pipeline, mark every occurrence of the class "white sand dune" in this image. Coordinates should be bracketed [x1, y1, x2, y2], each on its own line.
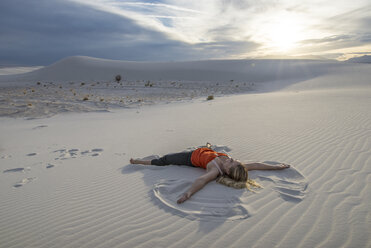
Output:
[0, 57, 370, 248]
[0, 56, 345, 83]
[0, 66, 43, 76]
[1, 56, 369, 119]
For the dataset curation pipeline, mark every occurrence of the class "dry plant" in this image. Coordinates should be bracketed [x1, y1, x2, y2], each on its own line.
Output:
[115, 75, 122, 83]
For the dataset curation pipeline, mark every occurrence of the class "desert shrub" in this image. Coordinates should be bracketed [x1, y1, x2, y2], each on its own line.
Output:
[115, 75, 122, 83]
[145, 81, 153, 87]
[83, 95, 89, 101]
[207, 95, 214, 100]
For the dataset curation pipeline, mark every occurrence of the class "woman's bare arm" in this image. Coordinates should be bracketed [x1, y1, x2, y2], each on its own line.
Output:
[244, 162, 290, 171]
[177, 167, 219, 204]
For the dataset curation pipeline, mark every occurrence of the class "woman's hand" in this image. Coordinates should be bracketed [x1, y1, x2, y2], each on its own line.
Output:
[276, 163, 290, 169]
[177, 192, 191, 204]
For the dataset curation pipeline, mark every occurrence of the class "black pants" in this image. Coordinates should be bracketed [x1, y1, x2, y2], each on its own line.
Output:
[151, 151, 195, 167]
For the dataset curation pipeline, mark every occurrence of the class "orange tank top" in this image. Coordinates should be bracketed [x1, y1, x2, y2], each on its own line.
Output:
[191, 148, 229, 169]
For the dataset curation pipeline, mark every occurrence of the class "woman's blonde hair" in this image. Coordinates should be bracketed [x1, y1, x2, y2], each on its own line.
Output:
[216, 163, 261, 191]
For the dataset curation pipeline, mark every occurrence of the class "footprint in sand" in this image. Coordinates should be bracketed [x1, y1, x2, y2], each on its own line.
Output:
[1, 154, 12, 159]
[54, 148, 79, 160]
[114, 152, 126, 156]
[13, 177, 36, 188]
[46, 164, 55, 169]
[32, 125, 48, 130]
[54, 148, 104, 160]
[81, 148, 104, 157]
[3, 167, 30, 173]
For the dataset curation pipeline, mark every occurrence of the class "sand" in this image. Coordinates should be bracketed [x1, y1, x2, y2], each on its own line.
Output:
[0, 57, 370, 248]
[0, 56, 354, 119]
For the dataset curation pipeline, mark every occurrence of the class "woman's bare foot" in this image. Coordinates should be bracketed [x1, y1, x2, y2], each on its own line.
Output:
[130, 158, 151, 165]
[130, 158, 140, 164]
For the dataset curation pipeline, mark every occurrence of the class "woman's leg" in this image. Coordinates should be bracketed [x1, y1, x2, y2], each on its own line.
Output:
[130, 151, 194, 166]
[151, 151, 194, 166]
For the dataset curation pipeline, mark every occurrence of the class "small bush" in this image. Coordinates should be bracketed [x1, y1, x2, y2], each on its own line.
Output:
[80, 82, 85, 86]
[83, 95, 89, 101]
[36, 82, 41, 85]
[145, 81, 153, 87]
[115, 75, 122, 83]
[207, 95, 214, 101]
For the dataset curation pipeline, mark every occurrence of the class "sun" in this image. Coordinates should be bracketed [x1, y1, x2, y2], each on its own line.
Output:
[255, 13, 306, 53]
[268, 20, 301, 51]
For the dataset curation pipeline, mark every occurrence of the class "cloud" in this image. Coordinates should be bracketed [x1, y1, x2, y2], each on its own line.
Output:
[293, 5, 371, 57]
[0, 0, 370, 65]
[0, 0, 259, 65]
[0, 0, 158, 65]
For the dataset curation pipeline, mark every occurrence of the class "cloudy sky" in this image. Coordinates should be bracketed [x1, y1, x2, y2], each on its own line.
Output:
[1, 0, 370, 65]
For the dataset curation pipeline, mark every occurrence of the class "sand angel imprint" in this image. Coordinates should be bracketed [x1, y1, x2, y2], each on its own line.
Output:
[130, 143, 290, 204]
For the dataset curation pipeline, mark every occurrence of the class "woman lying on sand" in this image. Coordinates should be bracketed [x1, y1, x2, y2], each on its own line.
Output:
[130, 144, 290, 204]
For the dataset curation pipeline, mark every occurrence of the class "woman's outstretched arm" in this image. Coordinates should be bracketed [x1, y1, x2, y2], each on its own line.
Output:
[245, 162, 290, 171]
[177, 168, 219, 204]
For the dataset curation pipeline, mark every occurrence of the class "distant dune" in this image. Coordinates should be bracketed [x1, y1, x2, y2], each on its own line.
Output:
[0, 56, 348, 83]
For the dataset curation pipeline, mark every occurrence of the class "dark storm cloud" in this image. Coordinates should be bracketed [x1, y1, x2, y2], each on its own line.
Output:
[0, 0, 233, 66]
[0, 0, 175, 65]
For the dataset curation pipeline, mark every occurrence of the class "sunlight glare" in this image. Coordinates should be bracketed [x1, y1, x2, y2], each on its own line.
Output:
[269, 20, 300, 51]
[256, 13, 307, 53]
